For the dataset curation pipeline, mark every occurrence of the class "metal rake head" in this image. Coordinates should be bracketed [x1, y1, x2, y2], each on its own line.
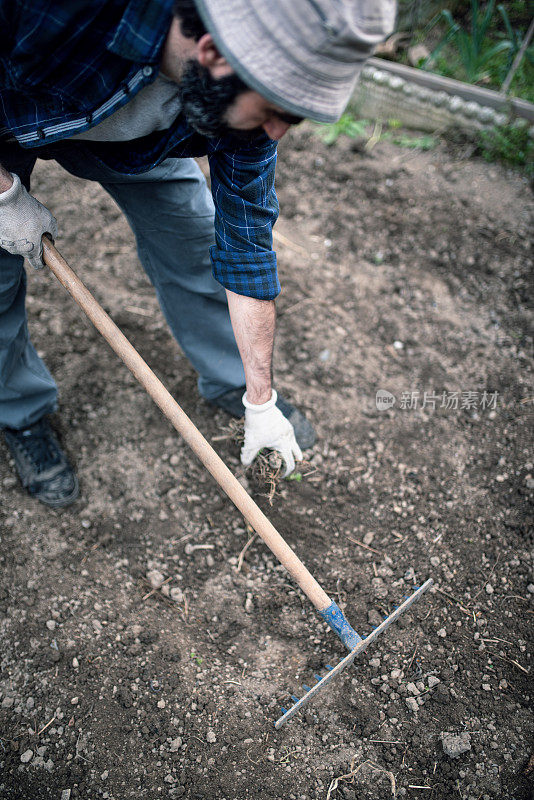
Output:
[275, 579, 433, 729]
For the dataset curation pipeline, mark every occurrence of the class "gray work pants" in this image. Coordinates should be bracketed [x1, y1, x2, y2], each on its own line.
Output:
[0, 143, 245, 430]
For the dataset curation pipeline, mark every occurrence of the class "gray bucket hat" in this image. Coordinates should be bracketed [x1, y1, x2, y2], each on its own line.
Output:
[194, 0, 396, 123]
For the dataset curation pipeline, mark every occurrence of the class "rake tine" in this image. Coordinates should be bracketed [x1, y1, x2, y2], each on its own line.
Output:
[325, 664, 334, 671]
[314, 674, 322, 683]
[291, 694, 300, 703]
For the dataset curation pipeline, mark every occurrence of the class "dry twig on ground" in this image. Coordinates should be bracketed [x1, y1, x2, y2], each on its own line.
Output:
[326, 758, 397, 799]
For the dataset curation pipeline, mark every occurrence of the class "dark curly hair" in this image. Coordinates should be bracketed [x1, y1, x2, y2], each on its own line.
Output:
[173, 0, 207, 42]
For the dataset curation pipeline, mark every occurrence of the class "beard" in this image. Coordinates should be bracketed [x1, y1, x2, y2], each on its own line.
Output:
[178, 60, 263, 140]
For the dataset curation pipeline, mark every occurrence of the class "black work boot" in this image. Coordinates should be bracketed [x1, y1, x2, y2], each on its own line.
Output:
[209, 388, 316, 450]
[3, 418, 79, 508]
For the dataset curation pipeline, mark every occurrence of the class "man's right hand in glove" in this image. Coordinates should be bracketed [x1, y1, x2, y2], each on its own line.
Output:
[241, 389, 302, 477]
[0, 169, 58, 269]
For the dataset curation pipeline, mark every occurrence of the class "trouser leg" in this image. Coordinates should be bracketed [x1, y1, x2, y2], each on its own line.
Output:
[0, 148, 57, 430]
[53, 150, 245, 400]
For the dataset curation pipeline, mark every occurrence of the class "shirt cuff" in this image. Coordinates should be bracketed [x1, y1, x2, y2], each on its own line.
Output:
[210, 247, 281, 301]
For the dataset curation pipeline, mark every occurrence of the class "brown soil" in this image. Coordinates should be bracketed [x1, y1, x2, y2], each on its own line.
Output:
[1, 125, 532, 800]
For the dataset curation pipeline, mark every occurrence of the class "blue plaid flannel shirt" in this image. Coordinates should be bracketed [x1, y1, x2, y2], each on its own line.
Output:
[0, 0, 281, 300]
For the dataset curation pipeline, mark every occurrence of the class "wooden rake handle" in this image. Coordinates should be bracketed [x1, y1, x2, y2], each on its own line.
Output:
[42, 238, 331, 612]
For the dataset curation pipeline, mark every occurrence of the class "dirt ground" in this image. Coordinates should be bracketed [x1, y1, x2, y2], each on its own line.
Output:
[0, 125, 532, 800]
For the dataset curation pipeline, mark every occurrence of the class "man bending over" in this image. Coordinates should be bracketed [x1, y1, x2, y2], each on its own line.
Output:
[0, 0, 395, 506]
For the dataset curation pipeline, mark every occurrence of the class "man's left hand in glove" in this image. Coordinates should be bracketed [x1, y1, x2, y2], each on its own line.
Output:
[241, 389, 302, 477]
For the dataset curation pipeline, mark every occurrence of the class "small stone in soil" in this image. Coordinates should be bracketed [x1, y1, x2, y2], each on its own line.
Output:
[367, 610, 383, 627]
[170, 587, 184, 603]
[146, 570, 165, 589]
[405, 697, 419, 713]
[441, 732, 471, 758]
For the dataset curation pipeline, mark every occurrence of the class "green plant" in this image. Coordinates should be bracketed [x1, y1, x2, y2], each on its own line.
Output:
[190, 650, 203, 666]
[380, 122, 437, 151]
[286, 472, 302, 482]
[316, 115, 437, 152]
[317, 114, 370, 145]
[477, 123, 534, 177]
[424, 0, 514, 83]
[494, 4, 534, 89]
[390, 132, 436, 150]
[497, 5, 534, 69]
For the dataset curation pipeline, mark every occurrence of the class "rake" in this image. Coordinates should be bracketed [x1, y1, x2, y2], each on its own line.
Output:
[42, 237, 433, 728]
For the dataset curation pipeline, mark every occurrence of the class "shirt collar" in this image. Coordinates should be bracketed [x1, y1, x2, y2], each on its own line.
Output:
[107, 0, 175, 64]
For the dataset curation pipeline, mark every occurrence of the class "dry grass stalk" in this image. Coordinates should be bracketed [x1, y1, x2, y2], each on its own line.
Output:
[141, 576, 172, 602]
[236, 531, 258, 573]
[326, 757, 397, 799]
[273, 229, 308, 255]
[37, 716, 56, 736]
[345, 534, 383, 556]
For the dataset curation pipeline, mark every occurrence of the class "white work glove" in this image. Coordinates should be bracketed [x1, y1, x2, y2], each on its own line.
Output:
[241, 389, 302, 478]
[0, 173, 58, 269]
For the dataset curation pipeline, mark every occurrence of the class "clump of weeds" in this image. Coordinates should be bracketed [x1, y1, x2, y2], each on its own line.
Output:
[215, 418, 314, 504]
